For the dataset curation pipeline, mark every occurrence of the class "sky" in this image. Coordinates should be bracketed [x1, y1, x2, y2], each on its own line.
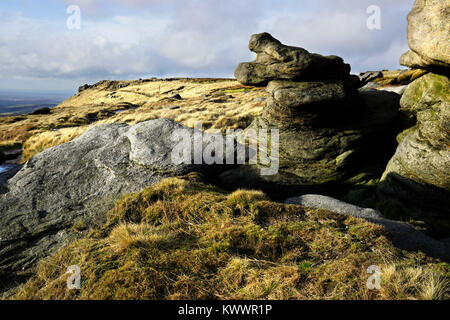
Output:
[0, 0, 415, 94]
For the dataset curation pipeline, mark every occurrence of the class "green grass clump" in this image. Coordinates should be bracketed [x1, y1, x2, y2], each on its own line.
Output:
[13, 174, 449, 300]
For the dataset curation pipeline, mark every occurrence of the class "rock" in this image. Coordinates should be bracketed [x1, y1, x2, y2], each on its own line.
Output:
[165, 105, 181, 110]
[0, 164, 22, 194]
[382, 73, 450, 189]
[230, 33, 401, 188]
[379, 73, 450, 225]
[263, 79, 350, 126]
[286, 195, 382, 220]
[0, 119, 239, 290]
[29, 107, 51, 115]
[359, 71, 383, 86]
[170, 93, 182, 100]
[285, 194, 450, 260]
[377, 85, 408, 96]
[400, 0, 450, 70]
[362, 82, 382, 90]
[235, 88, 400, 186]
[396, 69, 429, 84]
[253, 97, 266, 102]
[268, 80, 349, 108]
[367, 69, 429, 87]
[234, 33, 351, 86]
[78, 84, 91, 93]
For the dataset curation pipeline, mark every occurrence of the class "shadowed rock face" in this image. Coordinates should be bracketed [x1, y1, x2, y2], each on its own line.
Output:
[0, 119, 238, 289]
[380, 73, 450, 209]
[400, 0, 450, 70]
[246, 87, 400, 186]
[235, 33, 351, 86]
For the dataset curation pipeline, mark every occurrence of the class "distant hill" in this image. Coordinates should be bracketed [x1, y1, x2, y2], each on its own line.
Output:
[0, 91, 70, 116]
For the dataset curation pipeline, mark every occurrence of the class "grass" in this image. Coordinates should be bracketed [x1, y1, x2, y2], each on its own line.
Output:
[12, 174, 449, 300]
[21, 127, 88, 163]
[2, 79, 265, 162]
[380, 263, 449, 300]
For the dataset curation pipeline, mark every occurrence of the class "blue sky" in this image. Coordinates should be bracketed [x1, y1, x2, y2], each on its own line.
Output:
[0, 0, 414, 94]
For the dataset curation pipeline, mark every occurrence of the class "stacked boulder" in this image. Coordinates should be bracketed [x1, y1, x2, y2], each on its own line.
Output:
[399, 0, 450, 70]
[235, 32, 351, 86]
[232, 33, 400, 186]
[380, 0, 450, 225]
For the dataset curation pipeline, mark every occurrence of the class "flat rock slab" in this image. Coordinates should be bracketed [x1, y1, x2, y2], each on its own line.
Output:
[267, 80, 349, 109]
[286, 194, 450, 261]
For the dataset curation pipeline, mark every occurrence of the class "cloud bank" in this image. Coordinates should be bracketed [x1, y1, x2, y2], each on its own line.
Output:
[0, 0, 414, 92]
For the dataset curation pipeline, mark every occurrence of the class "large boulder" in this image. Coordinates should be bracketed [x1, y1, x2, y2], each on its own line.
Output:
[235, 32, 351, 86]
[400, 0, 450, 70]
[0, 119, 238, 289]
[229, 33, 402, 189]
[380, 73, 450, 203]
[223, 88, 401, 188]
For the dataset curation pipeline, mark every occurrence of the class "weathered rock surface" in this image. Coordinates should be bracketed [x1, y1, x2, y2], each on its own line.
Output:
[268, 80, 349, 107]
[377, 85, 408, 96]
[285, 195, 450, 260]
[0, 119, 237, 289]
[0, 164, 22, 194]
[380, 73, 450, 207]
[231, 33, 402, 187]
[235, 33, 351, 86]
[245, 87, 400, 185]
[400, 0, 450, 70]
[263, 79, 356, 126]
[359, 71, 382, 87]
[361, 69, 428, 88]
[78, 84, 91, 93]
[286, 194, 383, 219]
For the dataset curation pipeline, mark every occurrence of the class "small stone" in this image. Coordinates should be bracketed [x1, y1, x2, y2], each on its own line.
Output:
[253, 97, 266, 102]
[165, 105, 180, 110]
[170, 93, 182, 100]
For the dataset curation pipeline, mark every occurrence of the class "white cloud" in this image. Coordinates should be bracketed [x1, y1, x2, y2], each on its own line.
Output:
[0, 0, 415, 91]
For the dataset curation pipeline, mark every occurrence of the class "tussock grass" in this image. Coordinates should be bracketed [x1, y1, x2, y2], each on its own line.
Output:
[13, 174, 449, 300]
[380, 263, 449, 300]
[21, 126, 89, 163]
[0, 123, 37, 145]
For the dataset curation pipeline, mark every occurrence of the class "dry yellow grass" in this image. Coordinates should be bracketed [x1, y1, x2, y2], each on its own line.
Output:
[12, 175, 450, 300]
[1, 72, 425, 162]
[380, 264, 449, 300]
[21, 127, 88, 163]
[1, 78, 265, 162]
